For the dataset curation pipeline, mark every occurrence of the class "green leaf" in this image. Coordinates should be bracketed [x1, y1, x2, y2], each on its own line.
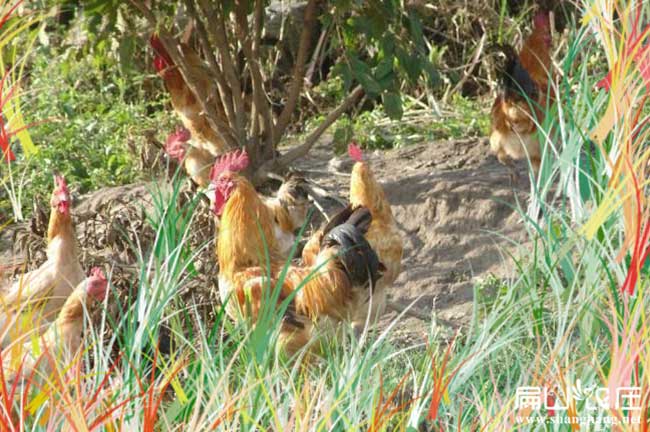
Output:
[423, 61, 440, 86]
[396, 47, 422, 83]
[375, 55, 394, 80]
[351, 56, 381, 95]
[382, 92, 403, 120]
[118, 36, 135, 75]
[332, 62, 353, 90]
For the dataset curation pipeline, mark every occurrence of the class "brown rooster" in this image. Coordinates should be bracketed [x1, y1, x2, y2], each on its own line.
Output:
[212, 150, 384, 355]
[150, 35, 227, 157]
[2, 268, 108, 384]
[0, 175, 84, 347]
[208, 159, 311, 259]
[489, 10, 553, 178]
[302, 143, 403, 332]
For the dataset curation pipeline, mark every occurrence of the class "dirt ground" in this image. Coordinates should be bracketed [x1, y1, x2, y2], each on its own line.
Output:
[1, 137, 534, 342]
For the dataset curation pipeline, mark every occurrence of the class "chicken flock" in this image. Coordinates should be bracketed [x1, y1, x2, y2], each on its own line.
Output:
[1, 7, 555, 381]
[0, 138, 402, 376]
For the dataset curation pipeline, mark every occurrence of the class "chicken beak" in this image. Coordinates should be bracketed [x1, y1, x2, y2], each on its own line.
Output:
[205, 183, 217, 207]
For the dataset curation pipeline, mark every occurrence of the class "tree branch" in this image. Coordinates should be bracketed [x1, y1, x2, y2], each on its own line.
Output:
[234, 0, 274, 151]
[249, 0, 264, 140]
[273, 0, 319, 144]
[255, 85, 363, 183]
[197, 0, 247, 146]
[183, 0, 238, 135]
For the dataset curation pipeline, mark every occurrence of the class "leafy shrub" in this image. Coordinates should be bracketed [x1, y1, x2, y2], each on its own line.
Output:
[7, 27, 174, 215]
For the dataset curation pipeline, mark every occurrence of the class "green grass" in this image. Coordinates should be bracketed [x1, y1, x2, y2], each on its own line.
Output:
[309, 75, 489, 151]
[0, 26, 175, 221]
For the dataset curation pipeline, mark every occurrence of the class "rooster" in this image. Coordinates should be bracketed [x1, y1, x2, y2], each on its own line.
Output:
[489, 10, 553, 178]
[212, 149, 384, 354]
[165, 126, 214, 188]
[0, 175, 84, 347]
[303, 143, 403, 332]
[208, 159, 311, 259]
[2, 268, 108, 385]
[150, 35, 227, 157]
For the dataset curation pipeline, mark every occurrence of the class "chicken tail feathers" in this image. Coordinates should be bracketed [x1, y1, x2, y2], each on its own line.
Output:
[494, 44, 538, 101]
[323, 221, 384, 291]
[318, 205, 373, 241]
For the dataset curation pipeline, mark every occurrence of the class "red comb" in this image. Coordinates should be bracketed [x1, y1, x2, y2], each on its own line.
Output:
[210, 149, 249, 181]
[166, 126, 191, 145]
[150, 34, 173, 70]
[533, 11, 549, 29]
[348, 141, 364, 162]
[165, 127, 191, 160]
[90, 267, 106, 280]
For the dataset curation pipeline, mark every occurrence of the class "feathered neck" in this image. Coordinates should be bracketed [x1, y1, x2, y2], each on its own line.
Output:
[56, 289, 86, 324]
[47, 209, 77, 257]
[350, 162, 393, 221]
[217, 177, 280, 274]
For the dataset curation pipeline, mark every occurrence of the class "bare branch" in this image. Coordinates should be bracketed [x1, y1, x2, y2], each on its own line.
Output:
[273, 0, 319, 144]
[249, 0, 264, 139]
[442, 32, 487, 104]
[305, 27, 328, 87]
[234, 0, 274, 150]
[197, 0, 247, 145]
[255, 85, 363, 183]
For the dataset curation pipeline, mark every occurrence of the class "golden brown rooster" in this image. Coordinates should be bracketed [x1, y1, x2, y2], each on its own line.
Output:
[211, 150, 384, 354]
[0, 175, 84, 347]
[2, 268, 108, 384]
[208, 159, 311, 259]
[489, 10, 553, 178]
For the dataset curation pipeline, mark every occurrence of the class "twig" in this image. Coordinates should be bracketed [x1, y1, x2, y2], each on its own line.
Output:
[273, 0, 319, 144]
[305, 25, 328, 87]
[256, 85, 364, 182]
[442, 32, 487, 104]
[234, 1, 275, 152]
[197, 0, 247, 144]
[183, 0, 238, 137]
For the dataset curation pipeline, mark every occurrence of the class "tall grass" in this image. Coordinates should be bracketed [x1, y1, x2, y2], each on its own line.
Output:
[3, 0, 650, 430]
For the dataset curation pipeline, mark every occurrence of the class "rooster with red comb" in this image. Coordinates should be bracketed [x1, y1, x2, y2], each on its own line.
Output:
[206, 148, 311, 259]
[301, 141, 403, 335]
[150, 34, 227, 157]
[212, 148, 385, 355]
